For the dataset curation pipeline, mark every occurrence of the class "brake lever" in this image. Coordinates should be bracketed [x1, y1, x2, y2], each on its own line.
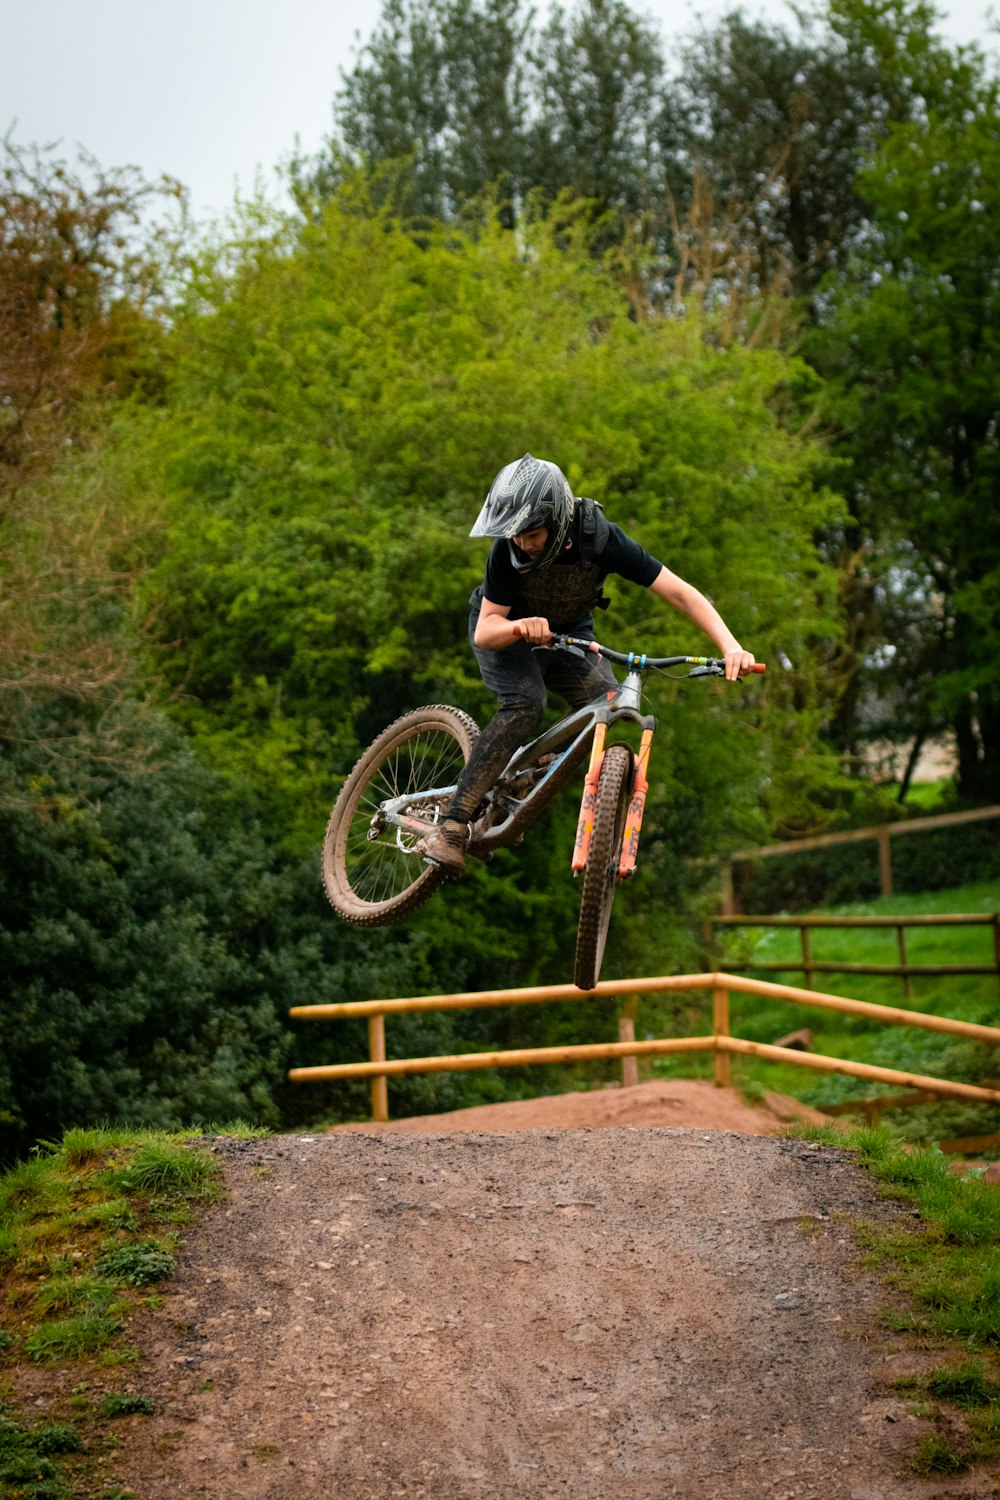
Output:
[544, 633, 587, 660]
[687, 663, 725, 678]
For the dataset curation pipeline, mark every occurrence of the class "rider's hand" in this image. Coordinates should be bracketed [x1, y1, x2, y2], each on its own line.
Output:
[513, 617, 553, 646]
[724, 646, 756, 681]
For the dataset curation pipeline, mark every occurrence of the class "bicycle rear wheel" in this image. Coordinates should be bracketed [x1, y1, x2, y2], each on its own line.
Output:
[573, 742, 633, 990]
[323, 705, 480, 926]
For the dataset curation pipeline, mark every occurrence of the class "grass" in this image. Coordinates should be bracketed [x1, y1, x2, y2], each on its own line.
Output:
[0, 1124, 264, 1500]
[660, 877, 1000, 1148]
[798, 1123, 1000, 1474]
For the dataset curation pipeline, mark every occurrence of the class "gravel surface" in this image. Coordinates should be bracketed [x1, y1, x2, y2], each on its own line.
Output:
[106, 1123, 994, 1500]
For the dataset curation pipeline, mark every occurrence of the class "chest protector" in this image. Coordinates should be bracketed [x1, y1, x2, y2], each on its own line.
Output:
[513, 498, 611, 630]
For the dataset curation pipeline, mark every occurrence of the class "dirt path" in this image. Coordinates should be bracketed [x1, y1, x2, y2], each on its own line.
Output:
[103, 1090, 992, 1499]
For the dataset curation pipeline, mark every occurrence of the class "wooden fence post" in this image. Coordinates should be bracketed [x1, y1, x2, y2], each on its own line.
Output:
[877, 826, 893, 897]
[897, 924, 912, 1000]
[800, 924, 813, 990]
[713, 985, 731, 1088]
[720, 862, 736, 916]
[368, 1013, 389, 1123]
[618, 995, 639, 1089]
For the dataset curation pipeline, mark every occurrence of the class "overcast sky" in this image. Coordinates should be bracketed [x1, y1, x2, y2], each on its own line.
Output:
[4, 0, 997, 220]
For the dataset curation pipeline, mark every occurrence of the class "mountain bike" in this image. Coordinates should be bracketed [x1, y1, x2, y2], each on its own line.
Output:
[322, 635, 765, 989]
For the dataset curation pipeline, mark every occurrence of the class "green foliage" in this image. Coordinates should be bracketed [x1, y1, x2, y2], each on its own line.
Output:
[24, 1312, 124, 1363]
[97, 174, 848, 1113]
[0, 729, 295, 1161]
[113, 1145, 216, 1201]
[528, 0, 665, 218]
[800, 1126, 1000, 1356]
[0, 1128, 219, 1380]
[94, 1242, 176, 1286]
[31, 1275, 123, 1320]
[0, 1412, 82, 1500]
[138, 178, 840, 857]
[97, 1392, 156, 1418]
[928, 1360, 998, 1408]
[737, 814, 1000, 911]
[911, 1433, 967, 1475]
[810, 68, 1000, 794]
[327, 0, 531, 218]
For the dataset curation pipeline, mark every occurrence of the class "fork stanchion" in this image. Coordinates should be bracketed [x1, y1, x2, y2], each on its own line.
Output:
[571, 721, 607, 873]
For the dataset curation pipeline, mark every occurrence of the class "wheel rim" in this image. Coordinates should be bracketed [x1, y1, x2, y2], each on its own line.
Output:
[337, 726, 469, 907]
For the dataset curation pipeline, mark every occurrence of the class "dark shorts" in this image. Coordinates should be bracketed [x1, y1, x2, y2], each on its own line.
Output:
[469, 610, 616, 722]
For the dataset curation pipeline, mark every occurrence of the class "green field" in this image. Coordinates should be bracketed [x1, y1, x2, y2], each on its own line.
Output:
[655, 879, 1000, 1150]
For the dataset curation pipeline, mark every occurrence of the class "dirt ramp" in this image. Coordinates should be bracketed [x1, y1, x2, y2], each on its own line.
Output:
[329, 1079, 831, 1135]
[112, 1129, 967, 1500]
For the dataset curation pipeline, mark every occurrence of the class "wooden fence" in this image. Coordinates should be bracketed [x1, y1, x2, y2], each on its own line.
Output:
[720, 804, 1000, 913]
[707, 912, 1000, 998]
[288, 971, 1000, 1130]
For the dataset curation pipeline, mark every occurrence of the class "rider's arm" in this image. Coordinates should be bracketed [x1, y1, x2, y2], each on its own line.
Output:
[649, 567, 755, 681]
[473, 597, 551, 649]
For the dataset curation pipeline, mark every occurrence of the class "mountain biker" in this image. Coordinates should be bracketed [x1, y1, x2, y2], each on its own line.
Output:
[422, 453, 755, 874]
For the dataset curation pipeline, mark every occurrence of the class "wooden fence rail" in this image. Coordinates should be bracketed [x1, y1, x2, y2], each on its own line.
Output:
[720, 804, 1000, 912]
[707, 912, 1000, 998]
[288, 971, 1000, 1128]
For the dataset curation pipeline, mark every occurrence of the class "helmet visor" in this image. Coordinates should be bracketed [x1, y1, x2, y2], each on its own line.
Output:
[470, 497, 548, 540]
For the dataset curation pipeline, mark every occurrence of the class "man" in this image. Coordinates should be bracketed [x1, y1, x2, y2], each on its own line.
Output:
[422, 453, 755, 873]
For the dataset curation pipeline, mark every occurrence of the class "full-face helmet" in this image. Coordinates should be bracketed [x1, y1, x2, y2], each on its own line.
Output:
[470, 454, 574, 572]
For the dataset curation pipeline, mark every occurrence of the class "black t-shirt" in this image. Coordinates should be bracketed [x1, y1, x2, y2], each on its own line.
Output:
[480, 523, 662, 612]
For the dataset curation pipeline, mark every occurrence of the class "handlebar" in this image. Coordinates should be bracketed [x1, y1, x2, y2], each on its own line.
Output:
[553, 633, 766, 676]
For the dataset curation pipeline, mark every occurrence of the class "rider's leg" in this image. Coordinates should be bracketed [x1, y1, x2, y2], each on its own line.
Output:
[423, 624, 546, 874]
[543, 637, 617, 708]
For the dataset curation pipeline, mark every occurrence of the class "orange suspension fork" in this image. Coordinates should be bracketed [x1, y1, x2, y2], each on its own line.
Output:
[571, 722, 607, 873]
[619, 724, 654, 879]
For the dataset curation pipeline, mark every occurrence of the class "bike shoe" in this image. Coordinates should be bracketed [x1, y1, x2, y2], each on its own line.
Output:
[422, 821, 469, 876]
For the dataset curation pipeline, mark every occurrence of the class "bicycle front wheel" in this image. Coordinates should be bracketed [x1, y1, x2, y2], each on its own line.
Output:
[323, 705, 480, 926]
[573, 742, 633, 990]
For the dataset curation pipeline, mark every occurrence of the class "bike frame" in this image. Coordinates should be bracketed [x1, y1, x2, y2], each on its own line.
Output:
[378, 638, 736, 871]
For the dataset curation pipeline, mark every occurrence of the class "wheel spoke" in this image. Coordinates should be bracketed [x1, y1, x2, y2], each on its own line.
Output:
[324, 709, 478, 922]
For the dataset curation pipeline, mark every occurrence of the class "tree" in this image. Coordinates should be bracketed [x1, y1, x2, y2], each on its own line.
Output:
[656, 0, 988, 304]
[810, 97, 1000, 797]
[129, 175, 844, 999]
[527, 0, 665, 217]
[657, 11, 875, 298]
[324, 0, 530, 218]
[0, 135, 178, 789]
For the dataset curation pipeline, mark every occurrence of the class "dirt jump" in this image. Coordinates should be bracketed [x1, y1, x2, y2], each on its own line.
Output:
[107, 1082, 993, 1499]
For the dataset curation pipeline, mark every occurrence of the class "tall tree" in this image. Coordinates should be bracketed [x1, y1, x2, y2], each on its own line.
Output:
[810, 93, 1000, 797]
[657, 11, 876, 297]
[326, 0, 530, 217]
[527, 0, 665, 216]
[0, 136, 176, 790]
[654, 0, 990, 307]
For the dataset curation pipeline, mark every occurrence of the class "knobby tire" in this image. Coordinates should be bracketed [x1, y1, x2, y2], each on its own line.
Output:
[323, 705, 480, 926]
[573, 742, 633, 990]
